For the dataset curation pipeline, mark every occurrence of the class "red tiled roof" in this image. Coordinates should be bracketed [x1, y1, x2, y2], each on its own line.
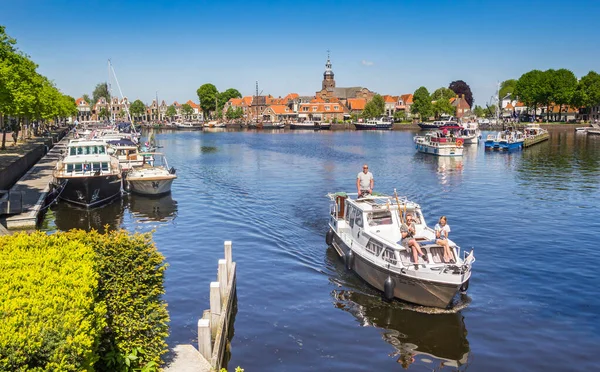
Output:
[516, 102, 526, 107]
[347, 98, 366, 110]
[75, 98, 87, 105]
[242, 96, 253, 106]
[228, 98, 243, 106]
[506, 103, 514, 110]
[185, 100, 199, 109]
[266, 105, 294, 114]
[400, 94, 413, 104]
[383, 95, 396, 103]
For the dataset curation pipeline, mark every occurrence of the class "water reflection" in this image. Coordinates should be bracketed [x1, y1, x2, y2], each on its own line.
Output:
[326, 248, 470, 369]
[50, 198, 125, 232]
[127, 193, 178, 223]
[412, 153, 464, 186]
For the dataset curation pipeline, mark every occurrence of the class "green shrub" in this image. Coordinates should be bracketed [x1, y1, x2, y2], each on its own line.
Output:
[64, 230, 170, 371]
[0, 232, 106, 371]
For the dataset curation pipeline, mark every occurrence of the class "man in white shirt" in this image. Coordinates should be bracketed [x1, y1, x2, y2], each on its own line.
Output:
[356, 164, 374, 198]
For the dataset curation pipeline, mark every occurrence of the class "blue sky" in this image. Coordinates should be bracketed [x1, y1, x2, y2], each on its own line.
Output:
[2, 0, 599, 106]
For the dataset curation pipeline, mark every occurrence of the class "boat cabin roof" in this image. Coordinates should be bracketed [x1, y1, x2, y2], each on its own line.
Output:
[63, 154, 113, 164]
[67, 140, 107, 147]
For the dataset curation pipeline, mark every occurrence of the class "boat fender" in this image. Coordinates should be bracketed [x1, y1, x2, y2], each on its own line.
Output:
[460, 279, 470, 293]
[384, 276, 395, 300]
[325, 229, 334, 246]
[345, 250, 354, 271]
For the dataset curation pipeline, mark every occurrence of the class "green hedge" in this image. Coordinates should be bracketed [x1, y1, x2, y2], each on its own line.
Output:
[0, 230, 169, 372]
[64, 230, 169, 371]
[0, 232, 106, 371]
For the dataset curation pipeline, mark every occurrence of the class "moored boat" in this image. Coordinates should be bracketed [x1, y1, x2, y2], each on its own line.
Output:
[54, 140, 122, 208]
[484, 128, 524, 151]
[126, 152, 176, 196]
[325, 192, 474, 308]
[414, 131, 464, 156]
[418, 116, 459, 130]
[353, 117, 393, 130]
[290, 121, 319, 130]
[523, 123, 549, 147]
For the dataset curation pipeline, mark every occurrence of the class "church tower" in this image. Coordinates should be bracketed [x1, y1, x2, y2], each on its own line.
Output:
[322, 51, 335, 91]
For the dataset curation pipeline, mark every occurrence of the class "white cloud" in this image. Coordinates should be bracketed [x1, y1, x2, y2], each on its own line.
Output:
[361, 60, 374, 66]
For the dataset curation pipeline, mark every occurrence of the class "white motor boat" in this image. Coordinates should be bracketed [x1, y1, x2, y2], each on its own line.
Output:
[126, 153, 176, 195]
[414, 131, 464, 156]
[325, 191, 474, 308]
[458, 122, 481, 144]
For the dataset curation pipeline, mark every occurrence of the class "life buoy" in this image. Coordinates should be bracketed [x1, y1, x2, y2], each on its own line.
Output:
[456, 138, 464, 146]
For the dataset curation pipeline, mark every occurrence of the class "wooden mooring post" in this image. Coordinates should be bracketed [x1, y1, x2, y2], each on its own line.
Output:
[200, 241, 237, 370]
[166, 241, 237, 372]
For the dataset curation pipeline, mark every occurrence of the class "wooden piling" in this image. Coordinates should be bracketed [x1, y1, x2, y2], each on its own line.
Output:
[209, 282, 221, 338]
[224, 240, 232, 279]
[197, 318, 211, 361]
[218, 259, 227, 299]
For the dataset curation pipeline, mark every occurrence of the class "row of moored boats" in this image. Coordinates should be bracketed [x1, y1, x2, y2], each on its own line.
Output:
[412, 116, 549, 156]
[52, 128, 176, 208]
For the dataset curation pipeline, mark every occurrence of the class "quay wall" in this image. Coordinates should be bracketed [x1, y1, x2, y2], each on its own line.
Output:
[0, 130, 67, 191]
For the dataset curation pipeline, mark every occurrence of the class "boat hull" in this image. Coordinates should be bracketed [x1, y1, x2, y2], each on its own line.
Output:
[57, 174, 122, 208]
[418, 123, 443, 129]
[354, 123, 393, 130]
[332, 233, 462, 308]
[290, 123, 318, 130]
[127, 176, 175, 196]
[415, 143, 463, 156]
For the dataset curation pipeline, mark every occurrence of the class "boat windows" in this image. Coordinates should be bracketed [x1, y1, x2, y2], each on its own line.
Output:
[366, 239, 383, 256]
[70, 147, 76, 156]
[348, 207, 356, 228]
[382, 248, 398, 265]
[66, 164, 73, 173]
[354, 211, 363, 228]
[98, 146, 106, 154]
[77, 147, 84, 155]
[368, 211, 393, 226]
[101, 162, 109, 171]
[74, 164, 83, 172]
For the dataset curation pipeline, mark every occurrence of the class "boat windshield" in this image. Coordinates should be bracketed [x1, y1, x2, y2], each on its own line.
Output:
[367, 210, 393, 226]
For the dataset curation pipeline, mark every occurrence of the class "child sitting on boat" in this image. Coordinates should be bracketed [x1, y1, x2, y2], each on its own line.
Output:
[401, 213, 428, 266]
[435, 216, 454, 263]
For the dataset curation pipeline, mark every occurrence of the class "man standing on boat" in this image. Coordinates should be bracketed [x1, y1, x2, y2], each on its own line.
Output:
[356, 164, 374, 198]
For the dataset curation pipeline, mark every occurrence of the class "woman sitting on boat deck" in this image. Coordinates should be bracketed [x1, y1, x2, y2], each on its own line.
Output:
[435, 216, 454, 263]
[401, 213, 428, 266]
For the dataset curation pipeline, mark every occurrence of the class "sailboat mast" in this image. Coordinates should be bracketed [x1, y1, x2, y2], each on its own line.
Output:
[108, 60, 135, 132]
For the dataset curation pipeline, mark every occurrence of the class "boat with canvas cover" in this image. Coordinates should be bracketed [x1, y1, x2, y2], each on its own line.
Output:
[325, 191, 474, 308]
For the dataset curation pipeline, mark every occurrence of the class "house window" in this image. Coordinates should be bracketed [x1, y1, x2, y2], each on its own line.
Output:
[325, 106, 330, 111]
[303, 107, 308, 112]
[312, 107, 317, 112]
[334, 106, 339, 110]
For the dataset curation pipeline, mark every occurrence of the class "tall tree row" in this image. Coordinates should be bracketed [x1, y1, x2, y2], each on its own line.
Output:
[511, 69, 599, 121]
[0, 25, 77, 149]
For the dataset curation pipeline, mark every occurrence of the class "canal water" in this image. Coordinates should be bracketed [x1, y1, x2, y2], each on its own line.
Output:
[43, 128, 600, 371]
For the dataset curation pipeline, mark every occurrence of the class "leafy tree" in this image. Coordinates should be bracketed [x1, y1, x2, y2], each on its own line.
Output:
[393, 110, 407, 122]
[411, 87, 433, 120]
[499, 79, 517, 98]
[548, 69, 577, 121]
[92, 82, 110, 105]
[98, 107, 109, 120]
[82, 94, 92, 105]
[181, 103, 194, 118]
[431, 87, 455, 101]
[473, 105, 486, 118]
[361, 94, 385, 118]
[432, 97, 454, 118]
[572, 71, 600, 109]
[514, 70, 547, 119]
[449, 80, 474, 108]
[218, 88, 242, 111]
[129, 99, 146, 121]
[196, 83, 218, 118]
[165, 105, 177, 120]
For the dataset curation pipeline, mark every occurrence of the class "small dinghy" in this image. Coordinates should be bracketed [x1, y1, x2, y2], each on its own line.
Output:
[325, 191, 475, 308]
[126, 152, 176, 196]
